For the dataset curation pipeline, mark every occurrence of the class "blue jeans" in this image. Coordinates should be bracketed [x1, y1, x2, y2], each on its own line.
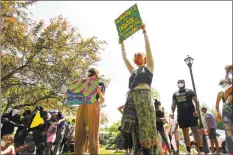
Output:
[222, 108, 233, 154]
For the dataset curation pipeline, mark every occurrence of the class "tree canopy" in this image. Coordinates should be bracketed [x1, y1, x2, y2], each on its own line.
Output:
[1, 1, 109, 116]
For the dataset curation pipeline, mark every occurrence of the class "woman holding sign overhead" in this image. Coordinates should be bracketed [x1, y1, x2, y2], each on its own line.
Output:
[119, 23, 158, 155]
[74, 68, 105, 155]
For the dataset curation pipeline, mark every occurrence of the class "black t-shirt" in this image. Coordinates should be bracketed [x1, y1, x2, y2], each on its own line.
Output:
[173, 88, 196, 119]
[96, 82, 105, 101]
[155, 106, 165, 119]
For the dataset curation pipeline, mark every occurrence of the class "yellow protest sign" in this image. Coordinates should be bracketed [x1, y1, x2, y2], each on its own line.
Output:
[30, 112, 44, 128]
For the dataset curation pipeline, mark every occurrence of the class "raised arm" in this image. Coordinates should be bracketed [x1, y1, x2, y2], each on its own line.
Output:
[1, 145, 14, 155]
[142, 24, 154, 73]
[119, 40, 135, 74]
[15, 144, 30, 153]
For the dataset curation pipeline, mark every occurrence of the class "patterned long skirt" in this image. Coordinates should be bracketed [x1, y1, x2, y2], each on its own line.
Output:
[120, 89, 161, 154]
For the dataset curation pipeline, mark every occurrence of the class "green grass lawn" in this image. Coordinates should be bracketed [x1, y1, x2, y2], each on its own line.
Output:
[100, 147, 124, 154]
[62, 147, 124, 155]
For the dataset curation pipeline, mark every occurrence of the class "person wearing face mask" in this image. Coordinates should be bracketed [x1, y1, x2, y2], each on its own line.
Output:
[74, 68, 106, 155]
[119, 23, 158, 155]
[170, 79, 204, 155]
[215, 79, 233, 155]
[1, 107, 21, 138]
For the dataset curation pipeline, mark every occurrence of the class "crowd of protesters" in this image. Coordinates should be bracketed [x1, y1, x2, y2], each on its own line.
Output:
[1, 37, 232, 155]
[1, 106, 75, 155]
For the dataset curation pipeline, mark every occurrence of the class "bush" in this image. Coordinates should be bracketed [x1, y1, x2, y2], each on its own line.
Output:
[105, 132, 124, 150]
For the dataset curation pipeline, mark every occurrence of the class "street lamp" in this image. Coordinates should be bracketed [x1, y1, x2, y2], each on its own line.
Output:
[184, 55, 210, 153]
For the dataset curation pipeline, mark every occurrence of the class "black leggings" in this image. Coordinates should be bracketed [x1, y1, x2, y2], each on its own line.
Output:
[123, 132, 133, 150]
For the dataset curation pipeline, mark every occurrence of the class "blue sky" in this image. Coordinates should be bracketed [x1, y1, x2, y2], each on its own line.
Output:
[28, 1, 232, 125]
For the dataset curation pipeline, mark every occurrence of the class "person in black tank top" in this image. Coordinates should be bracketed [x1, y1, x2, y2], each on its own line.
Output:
[119, 23, 159, 155]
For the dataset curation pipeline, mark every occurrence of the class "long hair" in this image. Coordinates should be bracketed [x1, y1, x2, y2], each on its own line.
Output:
[2, 134, 14, 147]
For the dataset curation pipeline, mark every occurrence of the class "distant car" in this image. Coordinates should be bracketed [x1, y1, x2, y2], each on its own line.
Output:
[189, 129, 227, 153]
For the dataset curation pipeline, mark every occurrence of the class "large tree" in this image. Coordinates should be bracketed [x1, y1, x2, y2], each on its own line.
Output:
[1, 1, 109, 114]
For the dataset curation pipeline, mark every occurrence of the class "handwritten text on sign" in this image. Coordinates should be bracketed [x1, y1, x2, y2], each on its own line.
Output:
[63, 78, 100, 106]
[115, 4, 142, 41]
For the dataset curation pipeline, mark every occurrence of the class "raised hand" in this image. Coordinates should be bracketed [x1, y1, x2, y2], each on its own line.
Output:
[141, 23, 146, 31]
[216, 112, 222, 122]
[97, 86, 102, 94]
[118, 38, 123, 44]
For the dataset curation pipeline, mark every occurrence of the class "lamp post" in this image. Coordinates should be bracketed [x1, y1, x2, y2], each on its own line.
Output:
[184, 55, 210, 153]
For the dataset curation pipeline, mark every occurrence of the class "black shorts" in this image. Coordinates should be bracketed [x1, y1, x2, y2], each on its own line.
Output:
[209, 128, 217, 140]
[156, 121, 164, 132]
[178, 117, 198, 128]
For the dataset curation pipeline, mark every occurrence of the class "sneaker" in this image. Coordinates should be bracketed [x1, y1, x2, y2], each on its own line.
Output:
[212, 151, 220, 155]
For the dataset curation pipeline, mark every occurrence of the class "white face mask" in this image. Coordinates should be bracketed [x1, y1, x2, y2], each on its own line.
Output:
[12, 109, 20, 116]
[220, 84, 226, 89]
[177, 83, 184, 88]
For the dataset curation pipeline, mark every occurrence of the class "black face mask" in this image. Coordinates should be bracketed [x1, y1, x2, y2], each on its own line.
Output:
[88, 70, 96, 77]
